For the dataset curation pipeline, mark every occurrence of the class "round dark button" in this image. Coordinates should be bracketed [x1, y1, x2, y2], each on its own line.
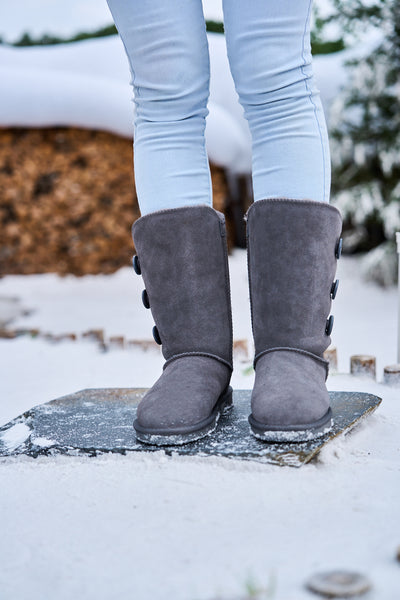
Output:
[330, 279, 339, 299]
[132, 255, 141, 275]
[142, 289, 150, 309]
[325, 315, 334, 336]
[152, 326, 162, 345]
[335, 238, 343, 259]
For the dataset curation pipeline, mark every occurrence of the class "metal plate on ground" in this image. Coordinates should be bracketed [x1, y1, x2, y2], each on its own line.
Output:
[0, 389, 381, 467]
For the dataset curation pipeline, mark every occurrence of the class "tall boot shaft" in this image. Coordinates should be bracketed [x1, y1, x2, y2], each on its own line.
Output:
[245, 198, 342, 362]
[132, 205, 233, 369]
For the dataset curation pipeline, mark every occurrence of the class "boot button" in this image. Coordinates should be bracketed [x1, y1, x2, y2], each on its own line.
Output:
[142, 289, 150, 309]
[152, 326, 162, 345]
[330, 279, 339, 299]
[335, 238, 343, 259]
[325, 315, 334, 336]
[132, 255, 141, 275]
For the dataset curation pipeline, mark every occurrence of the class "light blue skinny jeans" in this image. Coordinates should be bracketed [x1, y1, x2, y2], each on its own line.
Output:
[106, 0, 331, 215]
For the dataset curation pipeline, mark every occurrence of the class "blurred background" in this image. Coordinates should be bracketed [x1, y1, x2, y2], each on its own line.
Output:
[0, 0, 398, 285]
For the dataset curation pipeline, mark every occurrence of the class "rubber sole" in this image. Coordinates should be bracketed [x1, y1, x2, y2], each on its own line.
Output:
[133, 386, 233, 446]
[248, 407, 333, 443]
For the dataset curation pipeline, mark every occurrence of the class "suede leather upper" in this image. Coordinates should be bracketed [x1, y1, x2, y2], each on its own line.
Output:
[132, 205, 233, 368]
[246, 198, 342, 361]
[251, 350, 330, 426]
[136, 355, 231, 430]
[132, 205, 233, 436]
[246, 198, 343, 429]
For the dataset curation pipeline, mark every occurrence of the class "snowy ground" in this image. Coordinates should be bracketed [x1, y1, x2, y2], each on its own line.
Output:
[0, 250, 399, 599]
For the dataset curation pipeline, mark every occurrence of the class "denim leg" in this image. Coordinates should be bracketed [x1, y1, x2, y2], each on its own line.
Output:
[222, 0, 331, 204]
[106, 0, 212, 215]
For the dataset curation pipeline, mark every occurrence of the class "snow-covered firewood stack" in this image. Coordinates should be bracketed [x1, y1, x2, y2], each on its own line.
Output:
[0, 33, 256, 275]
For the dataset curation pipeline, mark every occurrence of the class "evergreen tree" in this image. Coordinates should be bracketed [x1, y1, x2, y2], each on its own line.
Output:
[326, 0, 400, 268]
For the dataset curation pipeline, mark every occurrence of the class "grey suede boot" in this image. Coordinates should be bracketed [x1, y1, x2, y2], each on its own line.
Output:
[245, 198, 343, 442]
[131, 205, 233, 445]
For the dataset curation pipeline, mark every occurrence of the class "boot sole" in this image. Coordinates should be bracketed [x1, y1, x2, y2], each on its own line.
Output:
[248, 407, 333, 443]
[133, 386, 233, 446]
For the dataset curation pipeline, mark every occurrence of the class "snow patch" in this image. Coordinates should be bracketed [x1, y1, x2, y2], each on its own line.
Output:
[251, 421, 332, 443]
[0, 422, 31, 451]
[31, 436, 57, 448]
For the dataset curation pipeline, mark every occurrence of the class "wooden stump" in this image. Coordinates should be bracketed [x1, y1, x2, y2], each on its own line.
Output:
[82, 329, 104, 343]
[383, 364, 400, 387]
[108, 335, 125, 349]
[233, 339, 249, 361]
[324, 347, 338, 371]
[350, 355, 376, 379]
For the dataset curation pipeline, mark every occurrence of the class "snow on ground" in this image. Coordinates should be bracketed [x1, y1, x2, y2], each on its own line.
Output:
[0, 250, 399, 599]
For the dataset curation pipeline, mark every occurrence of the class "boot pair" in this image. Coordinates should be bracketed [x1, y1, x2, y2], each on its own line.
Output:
[131, 199, 342, 445]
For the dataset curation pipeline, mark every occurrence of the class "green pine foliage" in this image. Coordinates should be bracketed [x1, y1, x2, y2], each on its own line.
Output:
[310, 3, 345, 54]
[327, 0, 400, 258]
[9, 25, 118, 46]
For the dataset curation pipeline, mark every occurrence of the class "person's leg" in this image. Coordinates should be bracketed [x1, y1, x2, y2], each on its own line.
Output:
[222, 0, 331, 204]
[107, 0, 234, 445]
[106, 0, 212, 215]
[222, 0, 342, 441]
